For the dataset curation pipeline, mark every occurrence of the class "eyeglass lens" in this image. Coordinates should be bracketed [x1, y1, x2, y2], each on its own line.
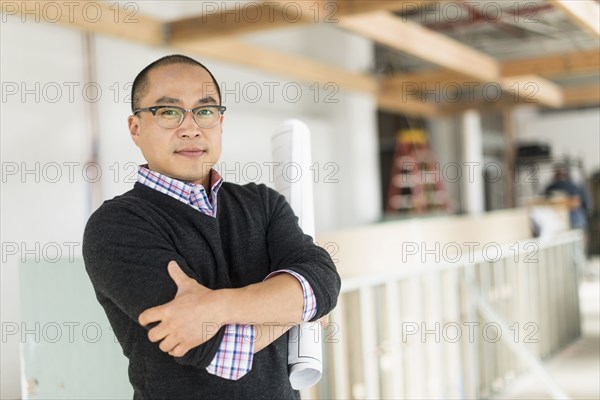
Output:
[155, 107, 221, 129]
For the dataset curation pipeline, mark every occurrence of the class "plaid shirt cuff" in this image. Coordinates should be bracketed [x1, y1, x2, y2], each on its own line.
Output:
[206, 324, 255, 380]
[265, 270, 317, 322]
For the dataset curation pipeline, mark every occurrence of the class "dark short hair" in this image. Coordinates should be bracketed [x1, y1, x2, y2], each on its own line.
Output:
[130, 54, 222, 112]
[553, 162, 568, 173]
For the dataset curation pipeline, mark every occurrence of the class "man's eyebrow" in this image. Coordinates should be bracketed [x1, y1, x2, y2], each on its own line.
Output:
[153, 96, 218, 106]
[198, 96, 218, 105]
[154, 96, 181, 105]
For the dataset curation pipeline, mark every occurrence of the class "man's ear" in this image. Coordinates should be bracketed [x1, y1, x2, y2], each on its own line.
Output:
[128, 115, 140, 146]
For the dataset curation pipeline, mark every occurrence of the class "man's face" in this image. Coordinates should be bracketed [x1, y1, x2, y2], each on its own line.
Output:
[555, 169, 568, 181]
[128, 63, 223, 187]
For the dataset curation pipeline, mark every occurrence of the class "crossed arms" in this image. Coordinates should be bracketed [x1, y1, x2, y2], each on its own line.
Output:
[138, 260, 307, 356]
[83, 186, 340, 370]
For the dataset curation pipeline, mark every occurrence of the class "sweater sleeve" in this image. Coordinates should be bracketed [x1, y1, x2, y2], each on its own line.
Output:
[82, 199, 225, 369]
[262, 186, 341, 321]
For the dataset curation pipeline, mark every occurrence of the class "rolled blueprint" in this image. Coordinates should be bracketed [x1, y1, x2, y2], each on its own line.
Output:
[271, 119, 322, 390]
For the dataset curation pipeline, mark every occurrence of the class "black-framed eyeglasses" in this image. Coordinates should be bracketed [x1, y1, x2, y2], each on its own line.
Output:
[133, 105, 226, 129]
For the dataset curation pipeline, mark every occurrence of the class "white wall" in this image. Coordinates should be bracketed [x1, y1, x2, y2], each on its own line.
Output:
[1, 17, 90, 399]
[1, 15, 378, 399]
[514, 106, 600, 177]
[428, 117, 462, 212]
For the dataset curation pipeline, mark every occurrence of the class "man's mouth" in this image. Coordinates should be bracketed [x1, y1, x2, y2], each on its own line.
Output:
[175, 148, 206, 157]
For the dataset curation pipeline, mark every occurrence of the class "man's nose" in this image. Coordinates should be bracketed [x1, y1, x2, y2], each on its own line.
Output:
[178, 111, 201, 137]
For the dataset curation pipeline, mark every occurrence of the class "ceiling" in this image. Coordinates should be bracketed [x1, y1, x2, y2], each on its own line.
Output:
[381, 1, 598, 66]
[3, 0, 598, 115]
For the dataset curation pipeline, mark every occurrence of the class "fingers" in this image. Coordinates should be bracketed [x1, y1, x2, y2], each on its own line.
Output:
[154, 333, 189, 358]
[168, 344, 188, 358]
[319, 314, 330, 328]
[158, 334, 179, 353]
[138, 305, 164, 327]
[146, 320, 188, 356]
[167, 260, 190, 288]
[147, 323, 169, 343]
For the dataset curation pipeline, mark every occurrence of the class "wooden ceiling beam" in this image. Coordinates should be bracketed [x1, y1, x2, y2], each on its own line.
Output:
[338, 11, 500, 82]
[0, 0, 163, 45]
[547, 0, 600, 38]
[499, 75, 563, 108]
[381, 49, 600, 108]
[383, 74, 564, 108]
[384, 71, 473, 92]
[501, 49, 600, 77]
[563, 85, 600, 107]
[335, 0, 435, 16]
[174, 39, 378, 94]
[168, 0, 433, 43]
[385, 50, 600, 88]
[378, 91, 438, 116]
[437, 83, 599, 115]
[167, 2, 314, 44]
[437, 96, 524, 116]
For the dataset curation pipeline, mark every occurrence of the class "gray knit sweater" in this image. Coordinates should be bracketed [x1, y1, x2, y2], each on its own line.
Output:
[82, 182, 340, 399]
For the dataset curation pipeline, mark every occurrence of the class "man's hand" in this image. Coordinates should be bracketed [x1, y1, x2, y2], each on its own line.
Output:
[319, 314, 329, 328]
[138, 261, 223, 357]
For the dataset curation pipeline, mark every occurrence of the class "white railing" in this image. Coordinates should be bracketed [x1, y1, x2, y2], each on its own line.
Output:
[307, 230, 584, 400]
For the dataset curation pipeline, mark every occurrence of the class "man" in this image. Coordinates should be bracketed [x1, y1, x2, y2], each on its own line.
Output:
[544, 163, 589, 231]
[82, 54, 340, 399]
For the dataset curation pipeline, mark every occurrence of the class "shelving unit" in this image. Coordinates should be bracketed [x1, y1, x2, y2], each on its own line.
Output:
[386, 129, 452, 214]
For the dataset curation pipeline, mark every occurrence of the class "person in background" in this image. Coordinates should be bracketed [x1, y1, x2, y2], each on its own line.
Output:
[544, 163, 590, 231]
[544, 162, 592, 258]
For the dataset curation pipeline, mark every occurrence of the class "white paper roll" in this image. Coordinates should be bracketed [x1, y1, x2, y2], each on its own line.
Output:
[270, 119, 315, 236]
[287, 322, 323, 390]
[271, 119, 323, 390]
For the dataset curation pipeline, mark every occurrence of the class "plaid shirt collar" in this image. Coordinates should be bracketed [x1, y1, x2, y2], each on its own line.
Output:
[137, 165, 224, 217]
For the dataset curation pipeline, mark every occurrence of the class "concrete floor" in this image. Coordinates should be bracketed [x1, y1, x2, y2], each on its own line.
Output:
[493, 257, 600, 400]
